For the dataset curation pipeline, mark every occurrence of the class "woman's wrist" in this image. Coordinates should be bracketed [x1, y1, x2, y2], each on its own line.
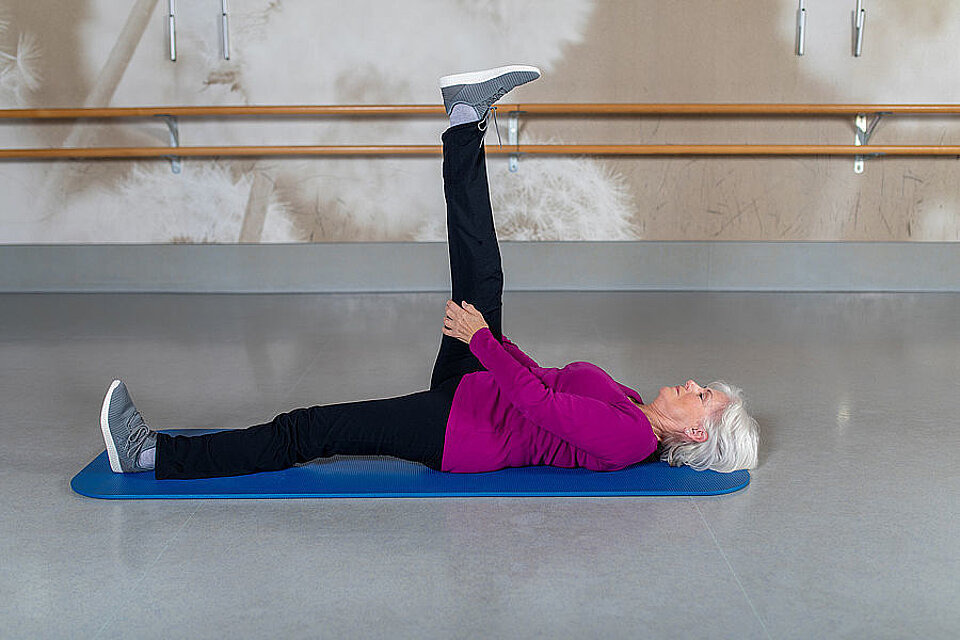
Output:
[469, 325, 490, 343]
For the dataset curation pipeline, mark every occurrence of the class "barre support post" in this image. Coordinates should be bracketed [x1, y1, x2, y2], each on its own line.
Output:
[157, 115, 181, 174]
[508, 111, 520, 172]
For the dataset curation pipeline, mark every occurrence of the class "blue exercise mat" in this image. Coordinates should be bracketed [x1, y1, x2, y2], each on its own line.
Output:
[72, 429, 750, 499]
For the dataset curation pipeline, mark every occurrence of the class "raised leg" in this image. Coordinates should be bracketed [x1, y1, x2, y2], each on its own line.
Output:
[429, 121, 505, 390]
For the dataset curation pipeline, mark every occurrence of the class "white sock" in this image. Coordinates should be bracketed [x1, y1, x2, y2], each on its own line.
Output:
[449, 103, 480, 127]
[137, 447, 156, 470]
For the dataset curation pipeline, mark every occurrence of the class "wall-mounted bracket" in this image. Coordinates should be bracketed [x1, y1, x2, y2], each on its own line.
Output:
[854, 112, 884, 174]
[508, 111, 520, 172]
[157, 115, 181, 174]
[796, 0, 806, 56]
[221, 0, 231, 60]
[854, 0, 866, 57]
[168, 0, 177, 62]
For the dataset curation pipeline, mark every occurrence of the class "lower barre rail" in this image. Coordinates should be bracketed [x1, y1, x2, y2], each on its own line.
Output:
[2, 144, 960, 159]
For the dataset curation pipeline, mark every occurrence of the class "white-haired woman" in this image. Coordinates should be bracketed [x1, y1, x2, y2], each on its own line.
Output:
[98, 65, 759, 480]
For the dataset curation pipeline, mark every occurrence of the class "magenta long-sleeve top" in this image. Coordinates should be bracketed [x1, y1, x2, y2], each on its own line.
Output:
[440, 327, 659, 473]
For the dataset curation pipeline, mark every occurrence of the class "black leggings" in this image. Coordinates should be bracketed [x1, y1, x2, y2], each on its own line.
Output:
[155, 121, 505, 479]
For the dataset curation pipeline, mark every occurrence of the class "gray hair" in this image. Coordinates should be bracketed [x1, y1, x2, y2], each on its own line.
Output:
[659, 380, 759, 473]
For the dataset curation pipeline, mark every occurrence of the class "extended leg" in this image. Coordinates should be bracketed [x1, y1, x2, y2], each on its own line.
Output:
[153, 381, 457, 479]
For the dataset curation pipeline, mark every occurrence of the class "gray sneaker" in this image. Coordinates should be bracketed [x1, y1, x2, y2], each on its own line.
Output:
[440, 64, 541, 118]
[99, 379, 157, 473]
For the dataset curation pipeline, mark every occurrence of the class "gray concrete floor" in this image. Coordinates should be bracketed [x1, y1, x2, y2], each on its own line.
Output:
[1, 291, 958, 639]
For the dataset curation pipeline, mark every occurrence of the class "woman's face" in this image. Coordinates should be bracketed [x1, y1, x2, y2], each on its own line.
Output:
[650, 380, 728, 442]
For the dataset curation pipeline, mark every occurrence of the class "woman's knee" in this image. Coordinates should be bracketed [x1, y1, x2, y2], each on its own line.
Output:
[270, 406, 320, 462]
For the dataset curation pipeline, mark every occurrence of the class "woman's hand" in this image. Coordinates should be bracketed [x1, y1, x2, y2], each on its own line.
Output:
[442, 300, 489, 345]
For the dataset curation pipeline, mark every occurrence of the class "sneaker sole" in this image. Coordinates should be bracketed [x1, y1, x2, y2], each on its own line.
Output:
[100, 379, 123, 473]
[439, 64, 541, 89]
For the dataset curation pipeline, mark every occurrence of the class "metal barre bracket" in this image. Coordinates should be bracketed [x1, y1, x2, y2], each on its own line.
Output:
[854, 112, 885, 173]
[168, 0, 176, 62]
[157, 115, 181, 174]
[797, 0, 806, 56]
[221, 0, 230, 60]
[508, 111, 520, 172]
[854, 0, 865, 57]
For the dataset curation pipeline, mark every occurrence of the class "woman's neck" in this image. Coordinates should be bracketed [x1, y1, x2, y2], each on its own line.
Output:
[630, 397, 663, 442]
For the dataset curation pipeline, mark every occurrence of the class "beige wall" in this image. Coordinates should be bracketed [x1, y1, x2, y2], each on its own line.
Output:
[0, 0, 958, 243]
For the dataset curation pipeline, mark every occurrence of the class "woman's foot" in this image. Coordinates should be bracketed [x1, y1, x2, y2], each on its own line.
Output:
[99, 379, 157, 473]
[440, 64, 541, 125]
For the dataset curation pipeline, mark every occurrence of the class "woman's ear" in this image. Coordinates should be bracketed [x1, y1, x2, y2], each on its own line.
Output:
[685, 425, 708, 443]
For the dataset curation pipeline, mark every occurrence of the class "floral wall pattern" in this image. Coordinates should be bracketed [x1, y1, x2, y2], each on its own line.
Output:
[0, 0, 957, 243]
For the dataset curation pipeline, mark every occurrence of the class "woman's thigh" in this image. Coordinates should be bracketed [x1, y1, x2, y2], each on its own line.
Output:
[291, 383, 456, 470]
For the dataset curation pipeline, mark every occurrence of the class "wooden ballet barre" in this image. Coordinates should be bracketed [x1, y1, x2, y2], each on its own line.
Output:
[3, 144, 960, 160]
[2, 104, 958, 168]
[2, 103, 960, 119]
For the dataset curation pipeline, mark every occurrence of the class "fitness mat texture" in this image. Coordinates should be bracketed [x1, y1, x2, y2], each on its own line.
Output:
[72, 429, 750, 499]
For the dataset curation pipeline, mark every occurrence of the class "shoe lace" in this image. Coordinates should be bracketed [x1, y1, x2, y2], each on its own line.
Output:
[477, 105, 503, 149]
[126, 410, 153, 458]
